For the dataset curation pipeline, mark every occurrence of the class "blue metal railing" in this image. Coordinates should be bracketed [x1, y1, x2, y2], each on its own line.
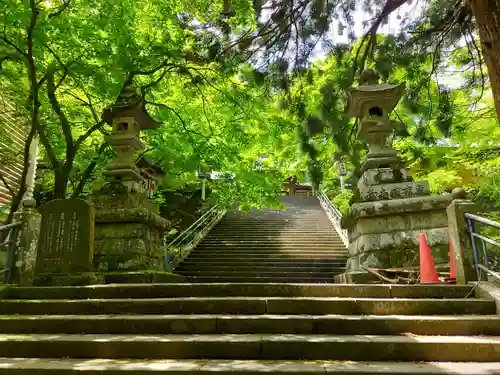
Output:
[465, 213, 500, 281]
[0, 221, 21, 283]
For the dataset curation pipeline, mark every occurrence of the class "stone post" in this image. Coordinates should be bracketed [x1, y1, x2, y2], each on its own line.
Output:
[8, 204, 40, 285]
[447, 188, 480, 285]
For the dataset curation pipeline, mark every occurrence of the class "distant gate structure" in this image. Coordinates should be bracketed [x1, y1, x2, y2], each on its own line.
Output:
[283, 176, 313, 196]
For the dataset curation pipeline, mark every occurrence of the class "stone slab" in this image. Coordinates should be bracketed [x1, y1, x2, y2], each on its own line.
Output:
[1, 314, 499, 336]
[348, 195, 452, 221]
[349, 227, 449, 257]
[35, 198, 94, 275]
[3, 283, 474, 300]
[0, 297, 268, 315]
[264, 297, 493, 315]
[0, 333, 263, 359]
[1, 359, 500, 374]
[349, 210, 448, 242]
[358, 181, 429, 202]
[0, 297, 493, 316]
[0, 333, 499, 361]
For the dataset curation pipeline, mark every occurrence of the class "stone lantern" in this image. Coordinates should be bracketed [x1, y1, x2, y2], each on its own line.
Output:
[101, 84, 159, 184]
[336, 69, 452, 284]
[346, 69, 406, 172]
[92, 84, 171, 277]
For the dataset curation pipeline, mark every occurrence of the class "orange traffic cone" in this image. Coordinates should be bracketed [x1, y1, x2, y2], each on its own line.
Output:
[419, 234, 440, 283]
[449, 240, 456, 279]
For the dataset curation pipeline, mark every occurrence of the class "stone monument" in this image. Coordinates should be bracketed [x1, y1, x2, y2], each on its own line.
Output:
[34, 198, 95, 285]
[337, 69, 452, 283]
[92, 84, 170, 273]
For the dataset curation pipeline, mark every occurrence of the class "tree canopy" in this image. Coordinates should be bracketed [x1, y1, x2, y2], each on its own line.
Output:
[1, 0, 500, 222]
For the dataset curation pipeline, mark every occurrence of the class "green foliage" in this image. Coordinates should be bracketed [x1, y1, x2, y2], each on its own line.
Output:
[332, 189, 353, 214]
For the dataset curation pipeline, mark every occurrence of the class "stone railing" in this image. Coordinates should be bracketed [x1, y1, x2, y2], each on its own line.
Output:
[317, 191, 349, 246]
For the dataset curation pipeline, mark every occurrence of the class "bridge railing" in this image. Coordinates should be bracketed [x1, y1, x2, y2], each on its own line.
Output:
[165, 205, 226, 271]
[465, 213, 500, 281]
[0, 221, 21, 284]
[317, 191, 349, 246]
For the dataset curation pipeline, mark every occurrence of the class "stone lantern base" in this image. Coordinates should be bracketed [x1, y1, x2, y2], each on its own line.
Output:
[92, 180, 170, 272]
[337, 167, 452, 283]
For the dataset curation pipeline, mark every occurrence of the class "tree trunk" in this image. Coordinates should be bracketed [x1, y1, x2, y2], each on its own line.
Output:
[53, 161, 73, 199]
[470, 0, 500, 123]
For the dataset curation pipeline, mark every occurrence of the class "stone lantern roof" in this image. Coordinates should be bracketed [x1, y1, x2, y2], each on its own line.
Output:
[346, 69, 405, 119]
[102, 84, 160, 130]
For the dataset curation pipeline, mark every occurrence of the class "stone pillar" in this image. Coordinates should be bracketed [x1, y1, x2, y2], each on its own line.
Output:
[447, 188, 480, 285]
[9, 205, 40, 285]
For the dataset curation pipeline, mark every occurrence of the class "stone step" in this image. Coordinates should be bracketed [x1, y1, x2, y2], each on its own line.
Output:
[187, 276, 338, 283]
[0, 314, 499, 335]
[179, 260, 347, 268]
[212, 229, 335, 232]
[186, 254, 348, 259]
[205, 234, 339, 239]
[0, 333, 499, 361]
[214, 221, 336, 225]
[180, 257, 347, 268]
[3, 283, 474, 299]
[0, 297, 492, 315]
[204, 236, 344, 241]
[205, 238, 345, 242]
[0, 359, 499, 375]
[192, 250, 347, 254]
[176, 265, 346, 272]
[201, 239, 345, 243]
[191, 250, 348, 255]
[211, 225, 337, 229]
[197, 243, 346, 248]
[177, 270, 346, 277]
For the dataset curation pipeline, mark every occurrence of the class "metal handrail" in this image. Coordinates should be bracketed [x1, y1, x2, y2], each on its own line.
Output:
[317, 191, 349, 246]
[165, 205, 226, 270]
[0, 221, 21, 283]
[465, 212, 500, 281]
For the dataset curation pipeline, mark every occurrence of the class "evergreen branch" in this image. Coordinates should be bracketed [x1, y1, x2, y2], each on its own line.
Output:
[188, 67, 250, 119]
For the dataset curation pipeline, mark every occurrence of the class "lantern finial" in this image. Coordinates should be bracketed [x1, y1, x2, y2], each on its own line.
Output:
[359, 68, 379, 86]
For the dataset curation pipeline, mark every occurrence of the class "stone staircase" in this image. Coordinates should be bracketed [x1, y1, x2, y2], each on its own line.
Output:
[0, 283, 499, 373]
[176, 196, 348, 282]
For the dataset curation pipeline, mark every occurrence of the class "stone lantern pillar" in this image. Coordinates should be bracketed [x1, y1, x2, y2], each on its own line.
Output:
[92, 84, 170, 274]
[337, 69, 452, 283]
